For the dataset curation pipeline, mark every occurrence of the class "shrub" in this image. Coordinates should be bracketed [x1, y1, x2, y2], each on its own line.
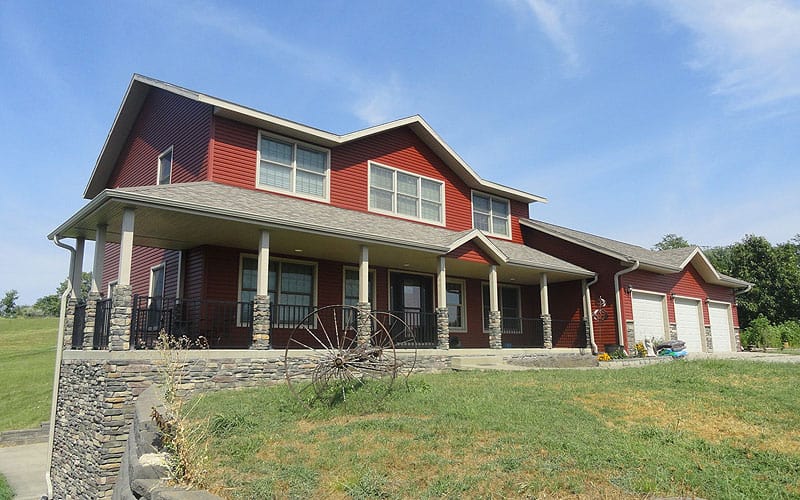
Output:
[776, 320, 800, 347]
[741, 316, 782, 349]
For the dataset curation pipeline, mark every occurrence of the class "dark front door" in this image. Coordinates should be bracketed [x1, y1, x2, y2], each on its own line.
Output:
[390, 273, 436, 347]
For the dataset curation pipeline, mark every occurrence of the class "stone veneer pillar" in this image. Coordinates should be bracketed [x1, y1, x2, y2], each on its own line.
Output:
[488, 310, 502, 349]
[109, 285, 132, 351]
[734, 328, 742, 351]
[582, 317, 591, 349]
[625, 320, 636, 349]
[251, 295, 271, 349]
[64, 297, 78, 350]
[704, 325, 713, 352]
[83, 291, 102, 350]
[436, 307, 450, 350]
[356, 302, 372, 347]
[668, 322, 678, 341]
[541, 313, 552, 349]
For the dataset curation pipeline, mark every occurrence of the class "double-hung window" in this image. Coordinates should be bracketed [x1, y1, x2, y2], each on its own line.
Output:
[258, 132, 329, 200]
[239, 256, 316, 328]
[157, 147, 173, 185]
[472, 192, 510, 237]
[369, 162, 444, 224]
[343, 268, 376, 306]
[446, 281, 466, 331]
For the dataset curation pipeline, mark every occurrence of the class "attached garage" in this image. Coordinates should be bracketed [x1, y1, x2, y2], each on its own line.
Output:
[632, 292, 667, 340]
[708, 301, 734, 352]
[674, 297, 704, 352]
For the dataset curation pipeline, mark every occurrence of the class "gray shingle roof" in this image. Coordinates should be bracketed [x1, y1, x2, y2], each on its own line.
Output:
[109, 182, 590, 275]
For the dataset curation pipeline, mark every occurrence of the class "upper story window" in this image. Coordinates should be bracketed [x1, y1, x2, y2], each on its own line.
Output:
[257, 132, 330, 201]
[472, 192, 510, 238]
[157, 147, 173, 185]
[369, 162, 444, 224]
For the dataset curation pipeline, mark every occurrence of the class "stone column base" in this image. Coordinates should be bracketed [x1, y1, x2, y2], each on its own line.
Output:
[251, 295, 271, 349]
[436, 307, 450, 350]
[541, 313, 552, 349]
[488, 310, 502, 349]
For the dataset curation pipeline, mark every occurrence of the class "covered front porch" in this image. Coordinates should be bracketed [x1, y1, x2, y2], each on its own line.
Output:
[52, 183, 596, 353]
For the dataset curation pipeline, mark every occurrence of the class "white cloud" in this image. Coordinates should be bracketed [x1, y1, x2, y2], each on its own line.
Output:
[181, 0, 409, 125]
[654, 0, 800, 109]
[502, 0, 583, 73]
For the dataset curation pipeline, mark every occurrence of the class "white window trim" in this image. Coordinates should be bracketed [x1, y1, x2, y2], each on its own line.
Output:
[107, 279, 118, 298]
[256, 130, 331, 202]
[238, 254, 319, 328]
[343, 266, 376, 306]
[368, 161, 446, 226]
[471, 190, 512, 240]
[446, 279, 467, 332]
[481, 282, 522, 333]
[149, 263, 166, 298]
[237, 253, 258, 326]
[157, 146, 173, 185]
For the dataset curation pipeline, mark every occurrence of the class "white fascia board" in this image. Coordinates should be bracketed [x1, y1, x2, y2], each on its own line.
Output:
[447, 229, 508, 263]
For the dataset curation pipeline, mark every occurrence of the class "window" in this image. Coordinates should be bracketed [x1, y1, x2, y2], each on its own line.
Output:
[147, 264, 166, 330]
[343, 268, 376, 306]
[157, 147, 173, 185]
[239, 256, 316, 327]
[472, 192, 510, 237]
[149, 265, 166, 298]
[482, 284, 521, 332]
[257, 132, 329, 200]
[446, 281, 466, 331]
[369, 162, 444, 224]
[239, 257, 258, 325]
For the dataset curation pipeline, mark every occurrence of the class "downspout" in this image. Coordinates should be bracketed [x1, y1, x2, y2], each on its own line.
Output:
[735, 284, 753, 296]
[46, 235, 76, 500]
[584, 274, 599, 354]
[613, 259, 639, 351]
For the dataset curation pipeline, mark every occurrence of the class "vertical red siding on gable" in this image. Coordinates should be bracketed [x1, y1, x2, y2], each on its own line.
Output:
[107, 88, 212, 189]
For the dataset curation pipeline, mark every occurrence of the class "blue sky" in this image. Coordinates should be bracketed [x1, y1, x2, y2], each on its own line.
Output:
[1, 0, 799, 305]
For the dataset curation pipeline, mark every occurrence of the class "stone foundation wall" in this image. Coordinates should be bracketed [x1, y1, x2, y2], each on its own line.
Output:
[51, 349, 450, 498]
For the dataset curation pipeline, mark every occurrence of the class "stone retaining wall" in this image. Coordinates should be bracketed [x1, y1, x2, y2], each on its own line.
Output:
[51, 349, 449, 498]
[0, 421, 49, 447]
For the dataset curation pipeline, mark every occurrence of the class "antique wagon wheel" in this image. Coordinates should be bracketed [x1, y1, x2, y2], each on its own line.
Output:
[284, 305, 413, 406]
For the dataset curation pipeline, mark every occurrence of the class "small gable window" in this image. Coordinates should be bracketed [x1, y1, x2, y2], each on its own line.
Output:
[157, 147, 173, 185]
[368, 162, 444, 224]
[257, 132, 329, 201]
[472, 192, 510, 237]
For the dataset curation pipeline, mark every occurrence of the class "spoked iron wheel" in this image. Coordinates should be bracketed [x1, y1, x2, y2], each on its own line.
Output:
[284, 305, 413, 406]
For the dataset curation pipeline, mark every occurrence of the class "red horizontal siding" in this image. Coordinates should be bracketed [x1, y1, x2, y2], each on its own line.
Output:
[101, 243, 179, 298]
[209, 117, 258, 188]
[108, 88, 212, 189]
[447, 242, 493, 264]
[620, 265, 739, 328]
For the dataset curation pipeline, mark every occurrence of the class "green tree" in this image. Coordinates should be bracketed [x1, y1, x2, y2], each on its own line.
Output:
[1, 289, 19, 317]
[32, 273, 93, 317]
[652, 234, 692, 251]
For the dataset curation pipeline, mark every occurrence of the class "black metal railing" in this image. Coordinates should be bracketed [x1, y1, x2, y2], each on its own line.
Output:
[552, 318, 588, 348]
[131, 296, 253, 349]
[376, 310, 437, 348]
[270, 304, 315, 329]
[71, 302, 87, 349]
[93, 298, 112, 349]
[501, 317, 545, 347]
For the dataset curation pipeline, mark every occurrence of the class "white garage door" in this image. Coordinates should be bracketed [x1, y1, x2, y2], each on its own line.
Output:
[632, 292, 667, 340]
[708, 302, 733, 353]
[674, 297, 704, 352]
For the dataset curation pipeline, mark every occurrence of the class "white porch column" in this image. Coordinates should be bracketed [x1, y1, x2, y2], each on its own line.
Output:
[91, 224, 107, 294]
[435, 256, 449, 349]
[252, 230, 272, 349]
[256, 230, 270, 296]
[540, 272, 552, 349]
[488, 265, 502, 348]
[72, 237, 85, 300]
[359, 246, 369, 304]
[117, 208, 135, 286]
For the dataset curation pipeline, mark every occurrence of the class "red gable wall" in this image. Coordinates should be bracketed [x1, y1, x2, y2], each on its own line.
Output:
[209, 118, 529, 242]
[107, 88, 213, 189]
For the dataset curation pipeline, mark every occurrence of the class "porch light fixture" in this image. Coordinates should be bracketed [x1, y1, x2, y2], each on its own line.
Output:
[294, 249, 303, 253]
[669, 292, 676, 300]
[704, 296, 710, 304]
[625, 284, 632, 294]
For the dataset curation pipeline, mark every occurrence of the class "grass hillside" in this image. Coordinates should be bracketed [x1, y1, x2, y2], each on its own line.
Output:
[0, 317, 58, 432]
[189, 360, 800, 499]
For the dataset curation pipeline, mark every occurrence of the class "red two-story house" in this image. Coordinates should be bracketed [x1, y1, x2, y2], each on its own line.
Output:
[50, 75, 601, 354]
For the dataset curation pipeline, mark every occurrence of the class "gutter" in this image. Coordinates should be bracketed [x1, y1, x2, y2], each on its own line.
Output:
[46, 236, 76, 499]
[584, 274, 599, 354]
[613, 259, 640, 351]
[735, 283, 753, 296]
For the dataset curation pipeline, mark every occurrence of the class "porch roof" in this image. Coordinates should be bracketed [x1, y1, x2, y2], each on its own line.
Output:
[50, 182, 592, 281]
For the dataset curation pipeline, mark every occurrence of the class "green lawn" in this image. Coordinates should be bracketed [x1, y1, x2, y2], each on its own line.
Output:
[0, 317, 58, 432]
[189, 360, 800, 499]
[0, 472, 12, 500]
